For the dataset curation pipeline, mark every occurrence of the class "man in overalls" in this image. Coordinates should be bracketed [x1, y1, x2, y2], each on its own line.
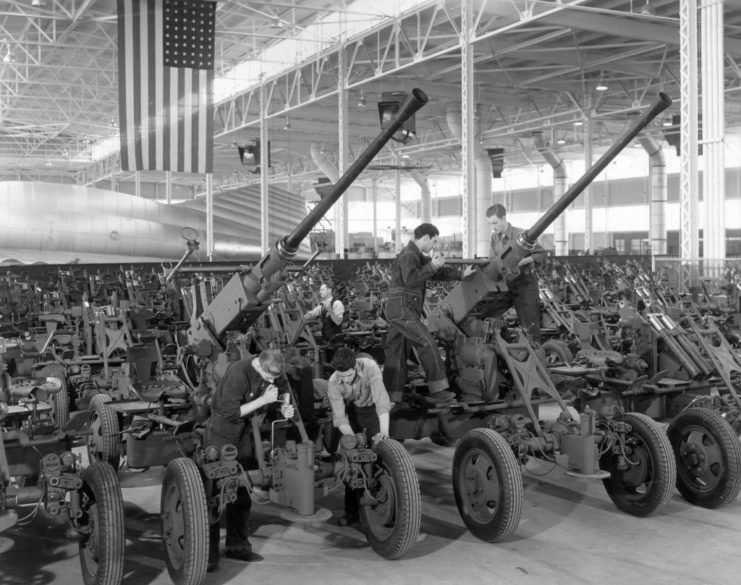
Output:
[382, 223, 474, 404]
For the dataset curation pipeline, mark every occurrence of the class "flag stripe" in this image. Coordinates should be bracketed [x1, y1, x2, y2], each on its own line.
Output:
[153, 1, 164, 169]
[146, 0, 157, 169]
[117, 0, 129, 170]
[118, 0, 214, 174]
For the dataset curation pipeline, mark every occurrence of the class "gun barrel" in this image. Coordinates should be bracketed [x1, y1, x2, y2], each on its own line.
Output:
[524, 92, 672, 245]
[283, 88, 429, 252]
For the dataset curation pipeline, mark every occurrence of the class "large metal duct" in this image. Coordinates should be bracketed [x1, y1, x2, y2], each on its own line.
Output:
[446, 104, 492, 257]
[638, 135, 667, 256]
[0, 182, 309, 262]
[310, 143, 340, 183]
[409, 169, 431, 223]
[532, 131, 568, 256]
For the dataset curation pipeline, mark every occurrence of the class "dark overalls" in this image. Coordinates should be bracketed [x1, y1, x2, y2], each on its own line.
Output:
[382, 240, 462, 399]
[203, 359, 289, 564]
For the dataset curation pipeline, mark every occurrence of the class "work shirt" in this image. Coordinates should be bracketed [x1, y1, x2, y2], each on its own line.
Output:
[388, 240, 463, 314]
[209, 358, 290, 424]
[489, 223, 547, 280]
[327, 357, 391, 429]
[305, 296, 345, 340]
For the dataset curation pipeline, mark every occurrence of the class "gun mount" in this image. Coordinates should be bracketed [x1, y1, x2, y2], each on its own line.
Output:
[187, 89, 429, 357]
[384, 92, 676, 543]
[435, 92, 673, 327]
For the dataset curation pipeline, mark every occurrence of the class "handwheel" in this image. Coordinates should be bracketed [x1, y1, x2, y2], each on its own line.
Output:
[359, 439, 421, 560]
[540, 339, 574, 366]
[78, 463, 125, 585]
[667, 407, 741, 508]
[600, 412, 676, 517]
[161, 458, 209, 585]
[452, 428, 522, 542]
[87, 394, 121, 471]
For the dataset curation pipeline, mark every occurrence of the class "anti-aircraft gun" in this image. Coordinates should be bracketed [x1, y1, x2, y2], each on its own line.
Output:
[1, 339, 125, 585]
[84, 89, 428, 585]
[388, 93, 676, 543]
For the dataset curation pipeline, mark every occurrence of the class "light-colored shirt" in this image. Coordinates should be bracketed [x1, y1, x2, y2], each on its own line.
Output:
[305, 297, 345, 325]
[327, 357, 391, 429]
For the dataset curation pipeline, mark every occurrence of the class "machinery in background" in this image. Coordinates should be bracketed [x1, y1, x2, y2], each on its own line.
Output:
[81, 89, 429, 585]
[0, 337, 125, 585]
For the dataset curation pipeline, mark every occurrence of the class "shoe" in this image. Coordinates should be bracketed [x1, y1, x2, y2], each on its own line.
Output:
[224, 549, 263, 563]
[423, 390, 456, 404]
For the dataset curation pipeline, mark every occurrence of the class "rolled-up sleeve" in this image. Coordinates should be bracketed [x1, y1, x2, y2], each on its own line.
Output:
[365, 362, 391, 417]
[327, 378, 349, 429]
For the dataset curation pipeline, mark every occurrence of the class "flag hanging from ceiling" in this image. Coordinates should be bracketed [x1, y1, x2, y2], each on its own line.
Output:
[117, 0, 215, 174]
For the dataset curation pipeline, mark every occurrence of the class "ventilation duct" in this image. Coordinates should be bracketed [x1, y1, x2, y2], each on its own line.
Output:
[532, 131, 568, 256]
[446, 103, 492, 257]
[638, 135, 667, 257]
[409, 169, 431, 223]
[310, 143, 339, 183]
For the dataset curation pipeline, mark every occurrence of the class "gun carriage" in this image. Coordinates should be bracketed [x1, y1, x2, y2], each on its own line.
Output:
[384, 92, 677, 542]
[80, 90, 429, 585]
[0, 337, 125, 585]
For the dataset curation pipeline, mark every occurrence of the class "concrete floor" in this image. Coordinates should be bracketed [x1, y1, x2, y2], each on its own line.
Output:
[1, 438, 738, 585]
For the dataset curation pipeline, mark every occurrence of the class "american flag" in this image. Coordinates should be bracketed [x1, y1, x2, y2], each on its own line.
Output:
[117, 0, 216, 173]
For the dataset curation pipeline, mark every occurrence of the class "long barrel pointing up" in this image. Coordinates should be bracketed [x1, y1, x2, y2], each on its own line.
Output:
[283, 88, 429, 252]
[523, 92, 672, 246]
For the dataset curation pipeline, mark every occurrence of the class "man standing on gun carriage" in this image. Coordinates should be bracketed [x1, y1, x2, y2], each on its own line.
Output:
[483, 203, 547, 344]
[382, 223, 475, 404]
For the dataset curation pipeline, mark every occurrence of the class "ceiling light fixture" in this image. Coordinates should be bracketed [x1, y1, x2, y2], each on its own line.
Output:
[573, 120, 584, 127]
[595, 83, 608, 92]
[556, 138, 566, 145]
[662, 117, 673, 127]
[640, 1, 656, 16]
[358, 89, 367, 108]
[283, 118, 291, 131]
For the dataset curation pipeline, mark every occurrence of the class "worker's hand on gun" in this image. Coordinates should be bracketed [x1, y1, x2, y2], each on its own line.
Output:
[462, 265, 476, 278]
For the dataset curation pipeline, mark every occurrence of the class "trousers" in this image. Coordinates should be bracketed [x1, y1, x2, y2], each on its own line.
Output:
[481, 276, 541, 342]
[382, 293, 449, 397]
[203, 416, 253, 562]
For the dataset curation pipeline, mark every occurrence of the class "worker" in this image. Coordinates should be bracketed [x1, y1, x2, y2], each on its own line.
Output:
[382, 223, 475, 403]
[484, 203, 547, 343]
[326, 347, 391, 526]
[305, 280, 346, 343]
[204, 348, 294, 572]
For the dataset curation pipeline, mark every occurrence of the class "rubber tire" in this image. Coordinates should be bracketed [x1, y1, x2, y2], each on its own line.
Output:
[359, 438, 421, 560]
[161, 458, 209, 585]
[87, 394, 121, 471]
[452, 428, 522, 543]
[667, 407, 741, 509]
[78, 463, 125, 585]
[540, 340, 574, 366]
[601, 412, 676, 517]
